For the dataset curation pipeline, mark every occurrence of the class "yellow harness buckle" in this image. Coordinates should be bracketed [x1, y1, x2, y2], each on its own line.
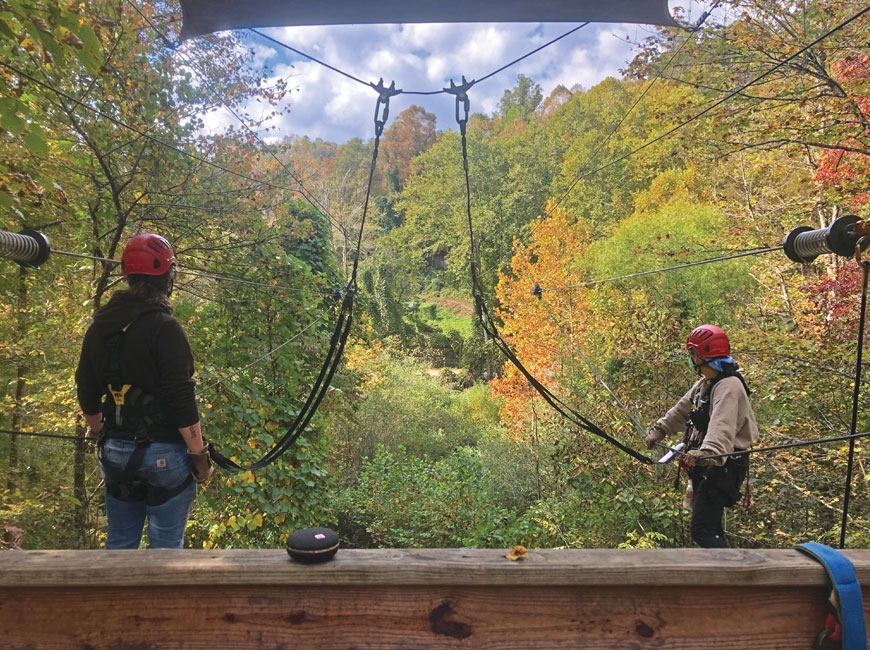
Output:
[108, 384, 132, 425]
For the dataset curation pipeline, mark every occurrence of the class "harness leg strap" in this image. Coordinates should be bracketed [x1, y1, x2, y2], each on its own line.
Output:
[795, 542, 867, 650]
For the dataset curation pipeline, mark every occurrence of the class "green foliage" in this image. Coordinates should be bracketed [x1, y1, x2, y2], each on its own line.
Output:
[3, 0, 870, 553]
[189, 434, 335, 549]
[337, 445, 525, 548]
[496, 74, 544, 121]
[329, 356, 493, 474]
[585, 196, 755, 325]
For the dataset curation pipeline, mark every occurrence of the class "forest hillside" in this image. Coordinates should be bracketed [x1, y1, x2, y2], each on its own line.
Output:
[1, 0, 869, 550]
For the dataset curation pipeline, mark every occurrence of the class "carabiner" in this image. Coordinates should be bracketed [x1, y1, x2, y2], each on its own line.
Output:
[813, 613, 842, 649]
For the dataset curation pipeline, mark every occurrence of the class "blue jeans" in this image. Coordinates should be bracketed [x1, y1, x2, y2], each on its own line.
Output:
[100, 439, 196, 549]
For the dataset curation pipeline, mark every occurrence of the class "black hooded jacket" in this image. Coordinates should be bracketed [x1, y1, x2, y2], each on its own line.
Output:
[76, 291, 199, 442]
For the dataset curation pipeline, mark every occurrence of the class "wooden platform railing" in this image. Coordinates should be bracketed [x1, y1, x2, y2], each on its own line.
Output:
[1, 547, 869, 649]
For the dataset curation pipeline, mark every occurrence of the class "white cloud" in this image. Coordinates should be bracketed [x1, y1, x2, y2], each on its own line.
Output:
[191, 21, 658, 144]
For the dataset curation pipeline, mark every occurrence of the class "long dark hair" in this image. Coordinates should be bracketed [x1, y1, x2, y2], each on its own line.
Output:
[122, 270, 174, 313]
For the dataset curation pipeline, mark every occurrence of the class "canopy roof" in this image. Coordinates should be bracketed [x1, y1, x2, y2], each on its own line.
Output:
[179, 0, 679, 40]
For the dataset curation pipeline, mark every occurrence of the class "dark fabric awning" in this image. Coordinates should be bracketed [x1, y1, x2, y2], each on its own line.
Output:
[179, 0, 679, 40]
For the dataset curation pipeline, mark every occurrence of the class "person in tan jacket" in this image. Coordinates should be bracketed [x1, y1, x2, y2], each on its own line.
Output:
[645, 325, 759, 548]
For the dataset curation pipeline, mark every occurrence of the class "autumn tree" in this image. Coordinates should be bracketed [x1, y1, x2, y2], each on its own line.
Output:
[627, 0, 869, 211]
[812, 52, 870, 212]
[381, 105, 437, 192]
[491, 202, 594, 433]
[0, 0, 329, 548]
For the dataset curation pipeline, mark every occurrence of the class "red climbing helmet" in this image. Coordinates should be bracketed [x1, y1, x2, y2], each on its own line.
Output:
[121, 233, 177, 276]
[686, 324, 730, 359]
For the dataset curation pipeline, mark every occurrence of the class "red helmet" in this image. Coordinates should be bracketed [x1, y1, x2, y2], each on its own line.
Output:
[686, 324, 730, 359]
[121, 233, 176, 276]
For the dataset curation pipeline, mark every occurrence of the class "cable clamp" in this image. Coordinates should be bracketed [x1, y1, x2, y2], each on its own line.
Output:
[369, 79, 401, 138]
[444, 76, 474, 130]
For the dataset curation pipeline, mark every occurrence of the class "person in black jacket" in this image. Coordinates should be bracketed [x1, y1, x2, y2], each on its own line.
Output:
[76, 233, 212, 548]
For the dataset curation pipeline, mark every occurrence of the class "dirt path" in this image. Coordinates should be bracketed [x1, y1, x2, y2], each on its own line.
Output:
[428, 296, 474, 318]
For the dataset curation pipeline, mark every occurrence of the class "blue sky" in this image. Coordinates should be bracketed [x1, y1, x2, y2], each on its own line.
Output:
[188, 3, 711, 144]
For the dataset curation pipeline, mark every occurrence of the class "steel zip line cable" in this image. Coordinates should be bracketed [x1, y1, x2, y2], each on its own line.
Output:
[560, 4, 870, 194]
[250, 23, 590, 96]
[541, 246, 783, 293]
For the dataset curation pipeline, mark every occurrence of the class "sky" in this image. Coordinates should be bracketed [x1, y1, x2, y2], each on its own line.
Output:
[190, 23, 653, 144]
[189, 3, 710, 144]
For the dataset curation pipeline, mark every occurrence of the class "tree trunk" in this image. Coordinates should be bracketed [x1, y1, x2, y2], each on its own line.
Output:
[8, 267, 28, 491]
[73, 423, 91, 549]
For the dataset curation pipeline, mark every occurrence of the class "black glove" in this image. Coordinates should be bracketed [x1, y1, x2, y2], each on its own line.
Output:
[189, 443, 214, 484]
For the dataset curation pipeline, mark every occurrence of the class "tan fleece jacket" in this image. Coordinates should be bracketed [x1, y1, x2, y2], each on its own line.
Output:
[652, 375, 759, 465]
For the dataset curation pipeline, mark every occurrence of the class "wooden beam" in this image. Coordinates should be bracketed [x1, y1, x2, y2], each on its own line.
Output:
[178, 0, 679, 40]
[1, 548, 868, 648]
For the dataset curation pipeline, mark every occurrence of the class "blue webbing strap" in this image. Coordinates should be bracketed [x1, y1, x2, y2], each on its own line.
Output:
[795, 542, 867, 650]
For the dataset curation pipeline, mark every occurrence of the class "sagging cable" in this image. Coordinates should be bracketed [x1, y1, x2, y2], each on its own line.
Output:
[448, 82, 652, 464]
[209, 84, 392, 471]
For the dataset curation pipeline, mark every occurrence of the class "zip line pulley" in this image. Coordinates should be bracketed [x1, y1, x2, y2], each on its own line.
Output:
[783, 214, 867, 264]
[0, 229, 51, 268]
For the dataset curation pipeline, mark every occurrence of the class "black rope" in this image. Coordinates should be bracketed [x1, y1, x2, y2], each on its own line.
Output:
[251, 29, 372, 88]
[447, 83, 653, 465]
[840, 259, 869, 548]
[208, 83, 393, 472]
[472, 24, 589, 87]
[251, 24, 591, 97]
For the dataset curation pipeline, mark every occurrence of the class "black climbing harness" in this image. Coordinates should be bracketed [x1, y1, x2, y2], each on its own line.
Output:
[101, 428, 193, 506]
[101, 317, 172, 434]
[677, 369, 752, 506]
[99, 316, 191, 506]
[686, 366, 750, 440]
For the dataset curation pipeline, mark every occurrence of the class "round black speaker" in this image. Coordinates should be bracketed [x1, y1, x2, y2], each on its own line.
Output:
[286, 527, 340, 563]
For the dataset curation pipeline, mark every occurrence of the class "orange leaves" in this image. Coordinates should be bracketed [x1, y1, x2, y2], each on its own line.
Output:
[491, 202, 593, 433]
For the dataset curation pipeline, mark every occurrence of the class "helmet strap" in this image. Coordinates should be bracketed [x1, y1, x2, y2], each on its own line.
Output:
[688, 350, 709, 376]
